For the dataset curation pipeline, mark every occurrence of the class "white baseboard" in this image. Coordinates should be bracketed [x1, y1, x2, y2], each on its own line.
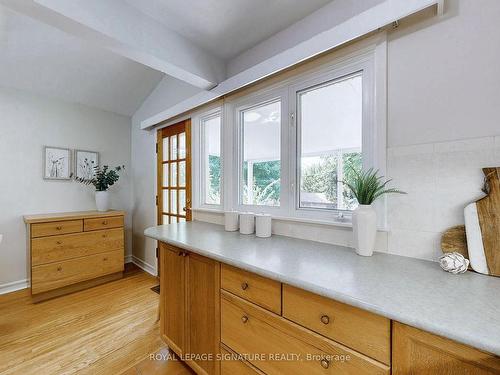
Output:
[125, 254, 133, 263]
[0, 279, 28, 295]
[130, 255, 157, 276]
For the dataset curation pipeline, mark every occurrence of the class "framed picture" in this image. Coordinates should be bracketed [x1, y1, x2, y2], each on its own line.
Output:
[75, 150, 99, 179]
[44, 146, 72, 180]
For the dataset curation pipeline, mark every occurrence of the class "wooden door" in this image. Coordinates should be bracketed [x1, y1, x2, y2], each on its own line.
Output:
[160, 243, 187, 356]
[393, 322, 500, 374]
[186, 252, 220, 375]
[157, 120, 192, 225]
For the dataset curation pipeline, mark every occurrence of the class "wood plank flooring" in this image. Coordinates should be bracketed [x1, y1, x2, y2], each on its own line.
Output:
[0, 265, 191, 375]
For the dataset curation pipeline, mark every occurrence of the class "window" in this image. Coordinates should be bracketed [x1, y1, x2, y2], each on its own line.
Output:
[297, 73, 363, 211]
[201, 113, 222, 205]
[240, 100, 281, 206]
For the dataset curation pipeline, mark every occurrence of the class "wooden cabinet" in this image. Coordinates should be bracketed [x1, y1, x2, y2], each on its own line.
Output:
[159, 243, 220, 375]
[24, 210, 125, 302]
[393, 322, 500, 375]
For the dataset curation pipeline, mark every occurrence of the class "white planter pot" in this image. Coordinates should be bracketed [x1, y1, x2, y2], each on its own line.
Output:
[352, 204, 377, 256]
[95, 191, 110, 212]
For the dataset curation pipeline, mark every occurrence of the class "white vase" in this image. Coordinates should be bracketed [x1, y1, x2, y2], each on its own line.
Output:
[352, 204, 377, 256]
[95, 191, 110, 212]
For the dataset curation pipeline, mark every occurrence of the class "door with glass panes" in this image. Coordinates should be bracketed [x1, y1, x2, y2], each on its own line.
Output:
[157, 120, 192, 225]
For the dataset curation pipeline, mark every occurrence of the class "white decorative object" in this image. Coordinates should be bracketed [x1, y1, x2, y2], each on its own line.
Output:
[255, 214, 272, 238]
[75, 150, 99, 179]
[439, 252, 470, 274]
[44, 146, 71, 180]
[224, 211, 239, 231]
[464, 202, 489, 275]
[352, 204, 377, 256]
[239, 212, 255, 235]
[95, 191, 110, 212]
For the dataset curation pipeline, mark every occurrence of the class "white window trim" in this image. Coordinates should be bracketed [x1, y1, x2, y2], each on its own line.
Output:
[192, 105, 223, 210]
[192, 34, 387, 228]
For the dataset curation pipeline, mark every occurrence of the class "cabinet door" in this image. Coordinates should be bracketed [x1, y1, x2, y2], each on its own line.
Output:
[186, 252, 220, 375]
[160, 243, 187, 356]
[393, 322, 500, 375]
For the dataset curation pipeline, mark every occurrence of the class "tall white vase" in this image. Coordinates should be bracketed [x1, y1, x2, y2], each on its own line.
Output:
[352, 204, 377, 256]
[95, 191, 110, 212]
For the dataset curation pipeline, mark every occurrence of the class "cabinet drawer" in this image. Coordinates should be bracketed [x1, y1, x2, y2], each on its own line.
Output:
[84, 216, 124, 231]
[32, 249, 124, 294]
[221, 292, 389, 375]
[221, 264, 281, 314]
[221, 347, 263, 375]
[282, 285, 390, 365]
[31, 220, 83, 238]
[32, 228, 124, 266]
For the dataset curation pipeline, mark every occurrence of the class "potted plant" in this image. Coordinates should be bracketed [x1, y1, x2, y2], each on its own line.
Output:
[344, 168, 405, 256]
[75, 165, 125, 211]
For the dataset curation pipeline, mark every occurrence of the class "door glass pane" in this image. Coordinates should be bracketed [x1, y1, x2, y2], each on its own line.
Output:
[241, 100, 281, 206]
[162, 164, 169, 186]
[171, 190, 177, 215]
[298, 73, 362, 211]
[179, 217, 186, 223]
[162, 137, 169, 161]
[162, 214, 170, 224]
[172, 216, 178, 223]
[202, 114, 221, 205]
[170, 135, 178, 160]
[178, 133, 186, 159]
[162, 189, 169, 213]
[170, 162, 177, 187]
[179, 189, 186, 214]
[179, 161, 186, 187]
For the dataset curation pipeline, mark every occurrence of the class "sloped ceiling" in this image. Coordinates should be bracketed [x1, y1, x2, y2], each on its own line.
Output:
[0, 6, 163, 116]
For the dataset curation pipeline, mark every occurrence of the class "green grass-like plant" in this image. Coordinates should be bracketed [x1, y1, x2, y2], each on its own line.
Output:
[75, 165, 124, 192]
[343, 168, 406, 205]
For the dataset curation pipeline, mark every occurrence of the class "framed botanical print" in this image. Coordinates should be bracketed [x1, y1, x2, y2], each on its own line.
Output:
[75, 150, 99, 179]
[44, 146, 72, 180]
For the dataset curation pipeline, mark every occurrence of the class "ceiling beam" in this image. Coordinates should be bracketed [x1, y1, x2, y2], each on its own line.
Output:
[0, 0, 225, 89]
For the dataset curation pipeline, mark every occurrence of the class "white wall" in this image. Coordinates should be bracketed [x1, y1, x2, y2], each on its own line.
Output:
[131, 76, 202, 273]
[0, 87, 132, 292]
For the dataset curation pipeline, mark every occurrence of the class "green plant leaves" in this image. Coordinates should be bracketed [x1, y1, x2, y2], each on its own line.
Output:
[74, 165, 125, 191]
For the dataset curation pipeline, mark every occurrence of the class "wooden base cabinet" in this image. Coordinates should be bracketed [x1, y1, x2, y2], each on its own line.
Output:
[393, 323, 500, 375]
[159, 243, 220, 375]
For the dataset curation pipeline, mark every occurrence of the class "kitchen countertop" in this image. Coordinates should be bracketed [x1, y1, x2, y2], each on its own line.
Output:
[145, 221, 500, 356]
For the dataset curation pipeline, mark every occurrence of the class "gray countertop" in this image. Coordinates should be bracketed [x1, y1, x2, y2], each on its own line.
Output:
[144, 221, 500, 356]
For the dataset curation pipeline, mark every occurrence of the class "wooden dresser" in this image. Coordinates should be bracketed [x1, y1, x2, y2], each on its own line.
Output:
[159, 242, 500, 375]
[24, 210, 125, 302]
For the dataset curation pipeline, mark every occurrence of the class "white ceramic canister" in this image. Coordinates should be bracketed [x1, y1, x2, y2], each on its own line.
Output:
[239, 212, 255, 235]
[224, 211, 239, 231]
[255, 213, 272, 238]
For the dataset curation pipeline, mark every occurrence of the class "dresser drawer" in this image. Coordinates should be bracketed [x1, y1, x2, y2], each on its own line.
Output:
[221, 264, 281, 314]
[31, 220, 83, 238]
[282, 285, 390, 365]
[31, 249, 124, 294]
[221, 292, 389, 375]
[31, 228, 124, 266]
[84, 216, 124, 231]
[221, 347, 263, 375]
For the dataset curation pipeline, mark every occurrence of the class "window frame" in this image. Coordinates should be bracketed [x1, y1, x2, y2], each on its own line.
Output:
[192, 105, 223, 210]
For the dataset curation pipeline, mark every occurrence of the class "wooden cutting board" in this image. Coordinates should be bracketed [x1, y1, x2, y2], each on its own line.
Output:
[441, 225, 468, 259]
[464, 167, 500, 276]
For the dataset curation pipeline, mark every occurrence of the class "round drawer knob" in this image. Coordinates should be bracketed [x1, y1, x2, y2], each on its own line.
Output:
[102, 221, 108, 225]
[56, 241, 62, 245]
[56, 226, 62, 230]
[241, 282, 249, 290]
[320, 315, 330, 325]
[57, 266, 62, 271]
[103, 257, 108, 261]
[241, 315, 249, 323]
[320, 359, 330, 369]
[102, 234, 107, 238]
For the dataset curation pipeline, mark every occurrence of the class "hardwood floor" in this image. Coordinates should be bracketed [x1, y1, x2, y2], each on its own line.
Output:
[0, 264, 191, 375]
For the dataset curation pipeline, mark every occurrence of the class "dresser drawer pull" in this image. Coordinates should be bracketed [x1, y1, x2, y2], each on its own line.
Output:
[102, 220, 108, 225]
[56, 226, 62, 230]
[57, 266, 62, 271]
[320, 359, 330, 369]
[102, 234, 107, 238]
[103, 257, 108, 261]
[320, 314, 330, 325]
[56, 241, 62, 245]
[241, 282, 249, 290]
[241, 315, 249, 324]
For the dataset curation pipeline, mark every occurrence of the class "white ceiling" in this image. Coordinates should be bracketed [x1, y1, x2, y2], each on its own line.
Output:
[0, 6, 163, 116]
[124, 0, 332, 60]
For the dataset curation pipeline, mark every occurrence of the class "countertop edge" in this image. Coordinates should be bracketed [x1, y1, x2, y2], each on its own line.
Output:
[145, 227, 500, 357]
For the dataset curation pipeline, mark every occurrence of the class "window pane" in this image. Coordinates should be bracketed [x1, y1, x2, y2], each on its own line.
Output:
[162, 164, 169, 186]
[202, 115, 221, 205]
[170, 162, 177, 187]
[241, 100, 281, 206]
[179, 189, 186, 214]
[171, 190, 177, 215]
[170, 135, 177, 160]
[162, 189, 169, 213]
[179, 161, 186, 187]
[162, 214, 170, 224]
[178, 217, 186, 223]
[162, 137, 169, 161]
[298, 74, 362, 211]
[178, 133, 186, 159]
